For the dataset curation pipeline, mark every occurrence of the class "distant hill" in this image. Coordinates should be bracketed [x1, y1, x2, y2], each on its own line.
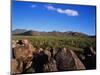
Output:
[19, 30, 41, 36]
[12, 29, 95, 37]
[12, 29, 27, 34]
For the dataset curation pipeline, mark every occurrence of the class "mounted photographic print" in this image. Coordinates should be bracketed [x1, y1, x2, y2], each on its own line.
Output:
[11, 0, 96, 74]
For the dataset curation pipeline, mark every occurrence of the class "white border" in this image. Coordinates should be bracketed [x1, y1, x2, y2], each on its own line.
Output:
[0, 0, 100, 75]
[0, 0, 10, 75]
[17, 0, 97, 5]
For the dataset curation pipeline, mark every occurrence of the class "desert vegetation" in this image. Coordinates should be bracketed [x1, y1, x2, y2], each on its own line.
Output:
[12, 35, 96, 53]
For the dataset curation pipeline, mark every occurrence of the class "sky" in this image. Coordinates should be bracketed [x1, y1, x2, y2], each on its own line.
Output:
[12, 0, 96, 35]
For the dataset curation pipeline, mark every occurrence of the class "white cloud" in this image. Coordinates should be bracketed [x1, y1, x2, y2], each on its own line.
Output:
[31, 4, 36, 8]
[45, 5, 79, 16]
[45, 5, 56, 10]
[57, 8, 64, 13]
[64, 9, 79, 16]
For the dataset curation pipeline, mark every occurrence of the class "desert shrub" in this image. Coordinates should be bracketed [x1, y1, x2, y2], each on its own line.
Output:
[12, 35, 96, 54]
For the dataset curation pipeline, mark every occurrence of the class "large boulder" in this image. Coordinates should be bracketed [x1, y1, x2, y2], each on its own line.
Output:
[11, 39, 35, 74]
[11, 59, 23, 74]
[70, 50, 86, 70]
[55, 48, 76, 71]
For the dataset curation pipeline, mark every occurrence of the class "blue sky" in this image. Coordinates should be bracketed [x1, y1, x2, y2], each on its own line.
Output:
[12, 1, 96, 35]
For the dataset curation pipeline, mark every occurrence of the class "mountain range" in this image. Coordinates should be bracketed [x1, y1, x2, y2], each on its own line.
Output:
[12, 29, 95, 37]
